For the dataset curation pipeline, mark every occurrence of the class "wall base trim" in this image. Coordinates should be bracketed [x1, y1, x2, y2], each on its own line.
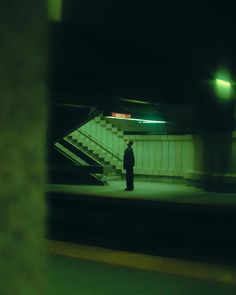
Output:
[123, 173, 236, 193]
[132, 174, 185, 184]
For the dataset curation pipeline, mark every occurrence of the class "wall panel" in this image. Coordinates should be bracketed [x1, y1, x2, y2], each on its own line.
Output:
[76, 119, 236, 185]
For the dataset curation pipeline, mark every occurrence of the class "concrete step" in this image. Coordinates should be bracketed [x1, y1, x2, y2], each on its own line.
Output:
[117, 131, 124, 136]
[104, 156, 113, 163]
[111, 127, 119, 133]
[76, 134, 85, 141]
[100, 120, 106, 126]
[87, 146, 94, 152]
[95, 150, 106, 157]
[70, 134, 76, 140]
[86, 142, 96, 148]
[94, 117, 101, 122]
[81, 141, 89, 147]
[71, 132, 81, 141]
[107, 175, 122, 181]
[93, 149, 105, 156]
[105, 123, 112, 129]
[116, 165, 123, 170]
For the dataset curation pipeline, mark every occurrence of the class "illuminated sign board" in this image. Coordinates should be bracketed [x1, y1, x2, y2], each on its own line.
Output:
[111, 112, 131, 118]
[105, 112, 166, 124]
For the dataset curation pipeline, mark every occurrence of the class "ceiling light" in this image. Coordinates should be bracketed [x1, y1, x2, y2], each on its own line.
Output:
[121, 99, 150, 105]
[216, 79, 231, 87]
[105, 116, 166, 124]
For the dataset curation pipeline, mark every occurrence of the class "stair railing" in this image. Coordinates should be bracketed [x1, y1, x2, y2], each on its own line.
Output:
[78, 129, 123, 162]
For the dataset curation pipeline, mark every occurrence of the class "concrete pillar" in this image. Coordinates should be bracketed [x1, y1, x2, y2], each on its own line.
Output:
[0, 1, 47, 294]
[195, 103, 236, 192]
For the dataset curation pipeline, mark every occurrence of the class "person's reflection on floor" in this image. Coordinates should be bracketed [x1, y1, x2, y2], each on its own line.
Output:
[123, 141, 135, 191]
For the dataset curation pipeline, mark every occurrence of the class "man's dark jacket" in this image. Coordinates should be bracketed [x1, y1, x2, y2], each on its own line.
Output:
[123, 147, 135, 169]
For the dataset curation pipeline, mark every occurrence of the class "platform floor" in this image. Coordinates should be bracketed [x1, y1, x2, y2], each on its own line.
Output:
[46, 254, 236, 295]
[47, 180, 236, 206]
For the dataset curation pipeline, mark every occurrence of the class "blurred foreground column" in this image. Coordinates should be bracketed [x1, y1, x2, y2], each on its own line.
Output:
[189, 104, 236, 192]
[0, 1, 47, 294]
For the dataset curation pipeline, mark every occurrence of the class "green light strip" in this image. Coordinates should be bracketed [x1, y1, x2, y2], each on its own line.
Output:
[105, 116, 166, 124]
[139, 121, 163, 124]
[121, 99, 151, 105]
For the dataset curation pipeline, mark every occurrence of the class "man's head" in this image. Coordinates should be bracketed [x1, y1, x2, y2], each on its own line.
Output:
[127, 141, 133, 147]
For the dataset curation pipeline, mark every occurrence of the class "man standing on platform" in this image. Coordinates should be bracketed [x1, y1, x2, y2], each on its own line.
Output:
[123, 141, 135, 191]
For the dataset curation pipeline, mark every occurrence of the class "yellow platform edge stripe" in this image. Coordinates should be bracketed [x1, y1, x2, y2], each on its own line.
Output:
[47, 239, 236, 285]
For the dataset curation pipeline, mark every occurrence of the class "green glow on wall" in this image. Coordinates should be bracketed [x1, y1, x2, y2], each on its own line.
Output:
[216, 79, 231, 88]
[48, 0, 62, 21]
[215, 70, 232, 100]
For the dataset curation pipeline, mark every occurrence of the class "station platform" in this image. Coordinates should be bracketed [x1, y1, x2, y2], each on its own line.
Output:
[46, 242, 236, 295]
[47, 180, 236, 206]
[46, 180, 236, 269]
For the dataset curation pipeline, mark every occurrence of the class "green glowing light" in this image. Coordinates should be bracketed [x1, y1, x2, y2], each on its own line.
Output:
[105, 116, 166, 124]
[121, 99, 150, 105]
[216, 79, 231, 88]
[214, 70, 233, 100]
[138, 120, 165, 124]
[48, 0, 62, 21]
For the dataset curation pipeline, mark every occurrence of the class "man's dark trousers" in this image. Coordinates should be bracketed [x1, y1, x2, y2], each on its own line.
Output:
[126, 167, 134, 190]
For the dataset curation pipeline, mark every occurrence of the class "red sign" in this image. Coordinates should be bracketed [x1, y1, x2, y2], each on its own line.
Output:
[111, 112, 131, 118]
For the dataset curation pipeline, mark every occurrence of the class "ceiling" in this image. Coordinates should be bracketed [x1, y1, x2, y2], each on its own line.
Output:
[50, 0, 236, 110]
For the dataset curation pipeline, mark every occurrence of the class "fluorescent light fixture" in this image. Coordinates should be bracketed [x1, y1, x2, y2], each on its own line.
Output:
[105, 116, 166, 124]
[58, 103, 88, 108]
[215, 76, 232, 99]
[121, 98, 150, 105]
[216, 79, 231, 87]
[138, 121, 164, 124]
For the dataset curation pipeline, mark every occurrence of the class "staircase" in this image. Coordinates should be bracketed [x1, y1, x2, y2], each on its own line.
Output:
[67, 116, 126, 178]
[49, 139, 109, 185]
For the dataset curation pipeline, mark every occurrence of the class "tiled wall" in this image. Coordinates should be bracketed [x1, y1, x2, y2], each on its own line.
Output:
[79, 118, 236, 183]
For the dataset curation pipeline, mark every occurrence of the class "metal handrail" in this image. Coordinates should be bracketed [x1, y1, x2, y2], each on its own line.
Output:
[78, 129, 123, 162]
[63, 137, 102, 166]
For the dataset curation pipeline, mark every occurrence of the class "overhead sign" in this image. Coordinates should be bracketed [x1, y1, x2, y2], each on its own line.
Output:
[111, 112, 131, 118]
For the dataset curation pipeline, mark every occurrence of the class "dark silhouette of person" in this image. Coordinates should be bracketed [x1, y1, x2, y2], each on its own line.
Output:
[123, 141, 135, 191]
